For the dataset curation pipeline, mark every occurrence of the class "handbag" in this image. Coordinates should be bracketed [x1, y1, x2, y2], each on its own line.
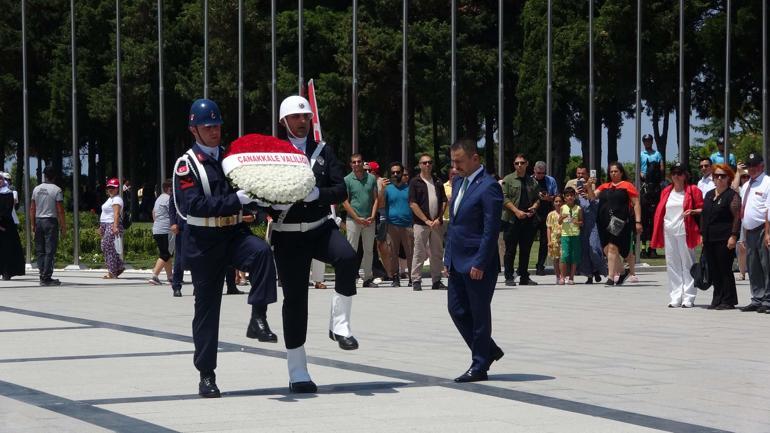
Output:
[690, 249, 711, 291]
[607, 210, 626, 236]
[114, 235, 124, 259]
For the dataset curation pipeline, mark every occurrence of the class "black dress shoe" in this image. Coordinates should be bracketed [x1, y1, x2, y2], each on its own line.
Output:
[362, 279, 378, 288]
[715, 304, 735, 310]
[289, 380, 317, 393]
[328, 330, 359, 350]
[246, 316, 278, 342]
[758, 305, 769, 313]
[535, 267, 546, 276]
[412, 281, 422, 291]
[605, 279, 615, 286]
[40, 278, 61, 286]
[504, 279, 516, 287]
[518, 278, 538, 286]
[172, 289, 182, 297]
[432, 281, 447, 290]
[454, 369, 488, 383]
[585, 276, 594, 284]
[739, 304, 760, 312]
[199, 375, 221, 398]
[226, 288, 246, 295]
[707, 304, 717, 310]
[391, 278, 401, 287]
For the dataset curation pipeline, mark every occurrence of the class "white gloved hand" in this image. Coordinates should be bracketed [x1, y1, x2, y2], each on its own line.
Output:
[272, 204, 292, 211]
[236, 190, 254, 205]
[254, 199, 271, 207]
[303, 187, 320, 202]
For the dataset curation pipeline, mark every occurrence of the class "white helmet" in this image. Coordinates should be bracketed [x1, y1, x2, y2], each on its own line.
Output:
[279, 95, 313, 121]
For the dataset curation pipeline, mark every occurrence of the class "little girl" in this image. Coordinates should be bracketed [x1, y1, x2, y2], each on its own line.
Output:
[559, 187, 583, 285]
[546, 195, 564, 284]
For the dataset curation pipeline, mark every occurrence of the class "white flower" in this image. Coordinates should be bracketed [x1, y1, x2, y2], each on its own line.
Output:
[228, 164, 315, 204]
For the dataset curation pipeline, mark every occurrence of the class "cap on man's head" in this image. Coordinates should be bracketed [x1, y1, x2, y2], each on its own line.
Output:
[642, 134, 653, 141]
[746, 153, 764, 166]
[367, 161, 380, 173]
[106, 178, 120, 188]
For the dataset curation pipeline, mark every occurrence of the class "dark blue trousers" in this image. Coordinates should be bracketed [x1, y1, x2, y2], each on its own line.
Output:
[190, 231, 276, 375]
[447, 267, 500, 372]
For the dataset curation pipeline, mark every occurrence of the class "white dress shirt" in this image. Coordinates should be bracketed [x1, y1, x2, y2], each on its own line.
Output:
[740, 173, 770, 230]
[697, 175, 715, 197]
[453, 165, 485, 215]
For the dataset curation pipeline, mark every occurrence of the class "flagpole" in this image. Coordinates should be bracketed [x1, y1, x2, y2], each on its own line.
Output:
[158, 0, 166, 182]
[723, 0, 731, 160]
[22, 0, 32, 265]
[760, 0, 770, 173]
[635, 0, 642, 263]
[401, 0, 408, 165]
[678, 0, 685, 162]
[352, 0, 359, 154]
[451, 0, 456, 144]
[588, 0, 595, 171]
[271, 0, 277, 136]
[298, 0, 304, 94]
[238, 0, 244, 136]
[116, 0, 124, 203]
[546, 0, 552, 174]
[203, 0, 208, 98]
[71, 0, 81, 267]
[498, 0, 504, 177]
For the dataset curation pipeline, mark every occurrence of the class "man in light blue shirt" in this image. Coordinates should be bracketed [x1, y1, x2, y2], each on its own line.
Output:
[709, 137, 737, 168]
[640, 134, 664, 181]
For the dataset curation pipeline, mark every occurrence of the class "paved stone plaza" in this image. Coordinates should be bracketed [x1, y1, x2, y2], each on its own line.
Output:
[0, 269, 767, 433]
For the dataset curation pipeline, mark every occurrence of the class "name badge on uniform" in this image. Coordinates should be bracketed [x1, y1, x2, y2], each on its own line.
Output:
[316, 155, 325, 166]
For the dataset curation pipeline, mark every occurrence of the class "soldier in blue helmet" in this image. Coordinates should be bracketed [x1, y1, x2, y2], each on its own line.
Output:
[173, 98, 278, 398]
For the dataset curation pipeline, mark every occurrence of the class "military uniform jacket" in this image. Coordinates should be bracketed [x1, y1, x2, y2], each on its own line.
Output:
[174, 143, 247, 261]
[268, 137, 347, 223]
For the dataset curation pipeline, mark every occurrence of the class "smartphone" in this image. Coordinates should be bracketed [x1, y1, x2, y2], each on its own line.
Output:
[576, 179, 585, 190]
[590, 169, 597, 179]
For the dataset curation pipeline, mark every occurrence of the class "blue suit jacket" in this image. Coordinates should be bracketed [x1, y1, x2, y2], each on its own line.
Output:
[443, 169, 503, 274]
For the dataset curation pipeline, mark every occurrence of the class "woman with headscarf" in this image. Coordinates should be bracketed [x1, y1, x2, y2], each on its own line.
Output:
[650, 162, 704, 308]
[595, 162, 641, 286]
[0, 174, 25, 280]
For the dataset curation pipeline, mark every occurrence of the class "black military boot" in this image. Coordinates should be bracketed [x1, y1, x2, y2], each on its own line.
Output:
[246, 312, 278, 342]
[198, 373, 221, 398]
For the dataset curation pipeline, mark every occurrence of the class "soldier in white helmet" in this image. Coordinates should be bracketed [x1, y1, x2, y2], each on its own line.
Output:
[246, 95, 358, 393]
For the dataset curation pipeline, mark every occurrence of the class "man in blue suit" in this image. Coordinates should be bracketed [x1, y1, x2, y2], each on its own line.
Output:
[444, 139, 505, 383]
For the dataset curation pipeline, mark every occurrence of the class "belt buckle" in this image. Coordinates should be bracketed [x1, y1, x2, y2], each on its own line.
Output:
[216, 216, 231, 227]
[300, 222, 309, 232]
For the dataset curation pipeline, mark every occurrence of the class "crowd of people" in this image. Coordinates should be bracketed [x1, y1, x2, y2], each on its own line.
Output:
[3, 102, 770, 394]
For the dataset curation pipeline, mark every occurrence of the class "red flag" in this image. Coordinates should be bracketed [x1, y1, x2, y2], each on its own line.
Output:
[307, 79, 324, 143]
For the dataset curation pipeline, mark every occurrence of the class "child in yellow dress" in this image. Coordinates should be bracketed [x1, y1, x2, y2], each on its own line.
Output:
[545, 195, 564, 284]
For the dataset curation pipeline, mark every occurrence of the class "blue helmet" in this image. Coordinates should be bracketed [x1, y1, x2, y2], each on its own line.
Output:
[188, 99, 223, 127]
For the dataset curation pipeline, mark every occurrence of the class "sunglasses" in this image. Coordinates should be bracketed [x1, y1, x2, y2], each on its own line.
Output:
[713, 173, 729, 179]
[391, 171, 402, 175]
[514, 161, 527, 166]
[420, 161, 433, 165]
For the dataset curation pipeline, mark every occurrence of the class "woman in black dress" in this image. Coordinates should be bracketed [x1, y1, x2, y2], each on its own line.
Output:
[701, 163, 741, 309]
[0, 176, 25, 280]
[595, 162, 642, 286]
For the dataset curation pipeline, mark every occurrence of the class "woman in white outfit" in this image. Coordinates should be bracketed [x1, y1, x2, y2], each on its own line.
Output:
[650, 162, 703, 308]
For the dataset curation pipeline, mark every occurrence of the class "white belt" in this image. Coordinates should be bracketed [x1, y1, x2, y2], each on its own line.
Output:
[187, 213, 243, 227]
[272, 216, 329, 233]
